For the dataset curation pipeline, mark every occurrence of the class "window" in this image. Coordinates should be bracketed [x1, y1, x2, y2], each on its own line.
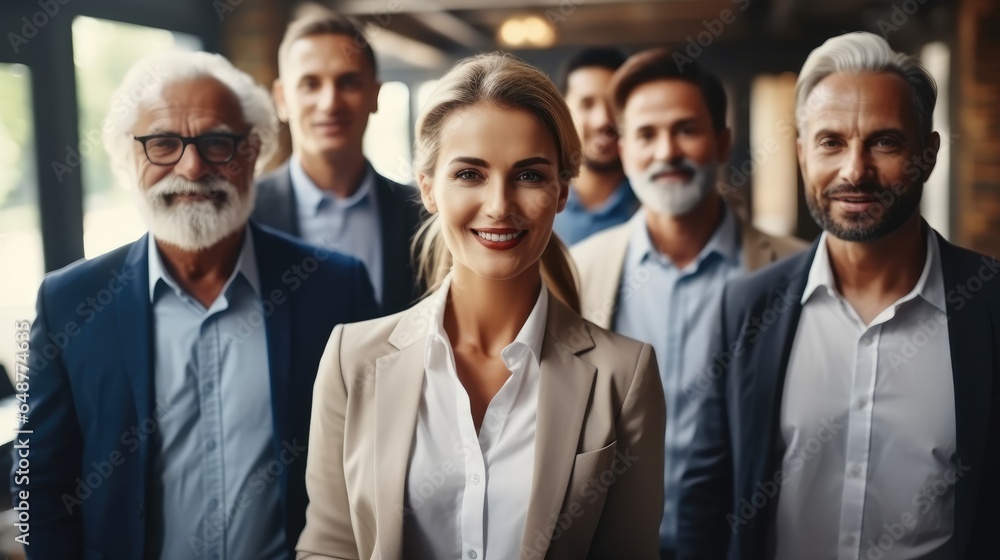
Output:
[364, 81, 412, 185]
[0, 63, 42, 374]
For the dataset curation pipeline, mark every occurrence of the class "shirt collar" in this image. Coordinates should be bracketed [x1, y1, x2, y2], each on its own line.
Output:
[625, 202, 742, 271]
[289, 155, 377, 215]
[801, 227, 946, 312]
[565, 177, 636, 217]
[425, 272, 549, 366]
[148, 224, 261, 303]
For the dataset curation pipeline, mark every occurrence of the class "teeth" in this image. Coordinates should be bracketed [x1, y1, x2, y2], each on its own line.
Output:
[477, 231, 521, 242]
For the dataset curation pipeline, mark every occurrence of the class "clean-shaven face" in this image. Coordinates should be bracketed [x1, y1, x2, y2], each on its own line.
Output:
[275, 33, 380, 161]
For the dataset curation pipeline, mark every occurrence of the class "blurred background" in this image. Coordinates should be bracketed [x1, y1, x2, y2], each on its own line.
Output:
[0, 0, 997, 404]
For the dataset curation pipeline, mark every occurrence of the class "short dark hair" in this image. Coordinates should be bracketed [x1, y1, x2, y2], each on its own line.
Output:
[558, 47, 627, 93]
[609, 47, 727, 131]
[277, 9, 377, 78]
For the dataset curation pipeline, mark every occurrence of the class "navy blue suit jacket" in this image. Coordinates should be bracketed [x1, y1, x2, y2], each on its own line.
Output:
[252, 163, 425, 316]
[677, 228, 1000, 560]
[12, 223, 379, 560]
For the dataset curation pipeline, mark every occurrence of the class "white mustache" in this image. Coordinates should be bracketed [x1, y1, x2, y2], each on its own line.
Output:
[147, 175, 234, 203]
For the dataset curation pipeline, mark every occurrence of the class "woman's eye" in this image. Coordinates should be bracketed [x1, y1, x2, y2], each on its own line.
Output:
[517, 170, 545, 182]
[455, 169, 481, 181]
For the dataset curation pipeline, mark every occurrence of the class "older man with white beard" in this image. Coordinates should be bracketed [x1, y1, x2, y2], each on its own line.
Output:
[571, 48, 807, 560]
[14, 51, 379, 560]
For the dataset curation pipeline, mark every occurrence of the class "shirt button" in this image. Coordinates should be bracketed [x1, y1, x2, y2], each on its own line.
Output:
[863, 335, 874, 346]
[209, 498, 219, 510]
[849, 464, 862, 478]
[471, 474, 481, 485]
[857, 397, 868, 409]
[468, 551, 478, 559]
[204, 381, 214, 392]
[206, 440, 217, 451]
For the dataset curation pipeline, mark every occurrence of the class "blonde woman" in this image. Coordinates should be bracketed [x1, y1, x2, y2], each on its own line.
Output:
[296, 53, 665, 560]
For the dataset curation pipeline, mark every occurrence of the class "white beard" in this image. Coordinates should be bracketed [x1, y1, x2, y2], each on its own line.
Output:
[630, 159, 717, 217]
[133, 174, 253, 251]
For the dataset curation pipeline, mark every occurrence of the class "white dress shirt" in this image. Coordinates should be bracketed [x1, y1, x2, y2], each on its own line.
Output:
[403, 273, 548, 560]
[775, 228, 956, 560]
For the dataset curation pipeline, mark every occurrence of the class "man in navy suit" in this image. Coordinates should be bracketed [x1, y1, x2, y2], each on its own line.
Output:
[13, 51, 378, 559]
[678, 32, 1000, 560]
[254, 9, 424, 315]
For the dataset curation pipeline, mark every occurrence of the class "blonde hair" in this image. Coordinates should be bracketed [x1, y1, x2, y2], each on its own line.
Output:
[412, 52, 582, 313]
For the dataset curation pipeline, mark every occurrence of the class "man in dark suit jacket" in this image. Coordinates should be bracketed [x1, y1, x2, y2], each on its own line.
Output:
[13, 51, 378, 559]
[678, 32, 1000, 560]
[254, 10, 423, 315]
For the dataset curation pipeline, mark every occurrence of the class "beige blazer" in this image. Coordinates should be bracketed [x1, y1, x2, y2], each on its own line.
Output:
[571, 208, 810, 329]
[296, 287, 666, 560]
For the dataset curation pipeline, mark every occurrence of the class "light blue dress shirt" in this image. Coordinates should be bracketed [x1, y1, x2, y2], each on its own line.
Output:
[147, 227, 284, 560]
[613, 207, 744, 550]
[553, 178, 640, 246]
[289, 155, 384, 304]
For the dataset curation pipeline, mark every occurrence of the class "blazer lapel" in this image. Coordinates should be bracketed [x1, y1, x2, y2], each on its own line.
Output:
[939, 234, 994, 558]
[255, 225, 294, 484]
[374, 296, 435, 559]
[375, 172, 412, 313]
[519, 297, 597, 559]
[588, 225, 631, 330]
[116, 235, 153, 551]
[117, 238, 153, 434]
[747, 245, 816, 494]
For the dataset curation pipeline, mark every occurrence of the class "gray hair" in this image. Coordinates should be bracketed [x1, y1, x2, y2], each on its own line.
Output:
[796, 32, 937, 138]
[102, 50, 279, 186]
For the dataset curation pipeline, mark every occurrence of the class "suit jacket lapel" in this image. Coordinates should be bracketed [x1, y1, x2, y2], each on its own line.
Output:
[118, 237, 153, 426]
[116, 236, 153, 554]
[593, 225, 631, 330]
[938, 234, 994, 558]
[375, 172, 412, 313]
[519, 297, 597, 559]
[374, 295, 435, 558]
[749, 245, 816, 497]
[254, 225, 294, 491]
[265, 164, 300, 236]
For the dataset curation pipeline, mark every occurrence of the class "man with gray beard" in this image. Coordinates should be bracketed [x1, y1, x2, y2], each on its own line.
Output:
[678, 32, 1000, 560]
[570, 48, 807, 560]
[13, 51, 378, 560]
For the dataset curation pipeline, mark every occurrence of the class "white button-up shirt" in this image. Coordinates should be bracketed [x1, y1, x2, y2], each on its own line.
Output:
[775, 228, 957, 560]
[403, 274, 548, 560]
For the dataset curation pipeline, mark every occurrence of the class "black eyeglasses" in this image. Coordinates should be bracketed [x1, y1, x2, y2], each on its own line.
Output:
[133, 132, 248, 165]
